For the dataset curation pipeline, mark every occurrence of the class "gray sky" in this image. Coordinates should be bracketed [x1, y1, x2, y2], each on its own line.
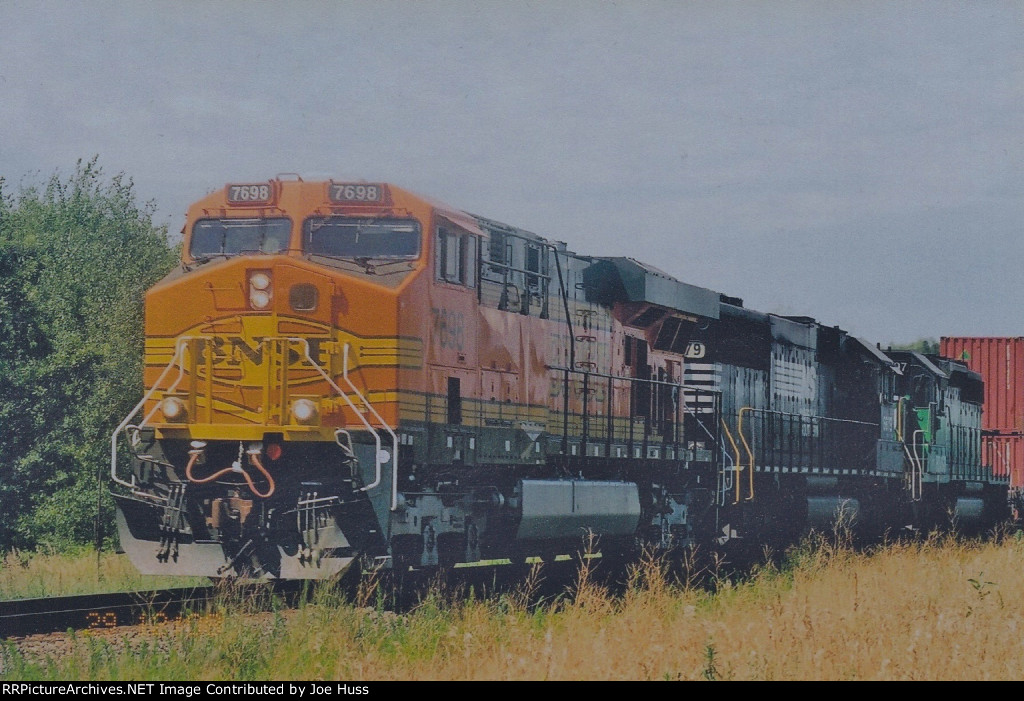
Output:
[1, 1, 1020, 345]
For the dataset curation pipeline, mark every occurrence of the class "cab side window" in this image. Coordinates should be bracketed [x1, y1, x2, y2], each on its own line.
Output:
[436, 227, 478, 287]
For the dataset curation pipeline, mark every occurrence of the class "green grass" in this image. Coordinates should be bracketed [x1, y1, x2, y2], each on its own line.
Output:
[0, 547, 208, 600]
[5, 532, 1024, 680]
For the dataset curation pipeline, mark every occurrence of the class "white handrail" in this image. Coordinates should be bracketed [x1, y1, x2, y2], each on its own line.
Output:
[290, 339, 380, 491]
[292, 339, 399, 510]
[111, 338, 192, 489]
[341, 342, 400, 511]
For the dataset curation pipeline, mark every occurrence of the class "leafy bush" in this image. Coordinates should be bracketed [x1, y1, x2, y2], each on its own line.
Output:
[0, 157, 178, 550]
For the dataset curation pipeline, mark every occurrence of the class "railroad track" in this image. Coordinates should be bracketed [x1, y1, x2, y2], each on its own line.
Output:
[0, 586, 223, 638]
[0, 571, 443, 639]
[0, 581, 317, 638]
[0, 557, 616, 639]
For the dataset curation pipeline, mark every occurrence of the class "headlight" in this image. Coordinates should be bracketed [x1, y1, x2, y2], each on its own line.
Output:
[249, 270, 272, 309]
[250, 271, 271, 290]
[291, 398, 318, 424]
[161, 396, 187, 421]
[250, 289, 272, 309]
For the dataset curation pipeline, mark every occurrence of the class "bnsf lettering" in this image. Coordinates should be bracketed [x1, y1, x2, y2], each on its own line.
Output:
[194, 337, 326, 367]
[231, 337, 263, 364]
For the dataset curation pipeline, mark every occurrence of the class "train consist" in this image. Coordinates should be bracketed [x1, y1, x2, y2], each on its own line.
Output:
[112, 178, 1009, 579]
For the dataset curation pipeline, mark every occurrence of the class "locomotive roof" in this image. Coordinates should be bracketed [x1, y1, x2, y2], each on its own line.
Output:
[583, 257, 722, 320]
[888, 350, 949, 380]
[852, 337, 904, 374]
[467, 212, 571, 252]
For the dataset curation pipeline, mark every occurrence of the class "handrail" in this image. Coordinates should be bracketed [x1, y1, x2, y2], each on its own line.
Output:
[111, 338, 193, 489]
[910, 429, 924, 501]
[737, 407, 756, 502]
[546, 364, 719, 391]
[747, 406, 878, 428]
[289, 339, 397, 508]
[895, 397, 923, 502]
[545, 363, 721, 457]
[732, 407, 883, 502]
[137, 341, 192, 428]
[681, 395, 719, 444]
[275, 337, 400, 508]
[340, 342, 400, 510]
[551, 247, 574, 456]
[717, 432, 735, 507]
[720, 418, 743, 506]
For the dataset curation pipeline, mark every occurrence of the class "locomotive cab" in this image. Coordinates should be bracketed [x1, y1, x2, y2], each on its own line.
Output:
[113, 180, 439, 578]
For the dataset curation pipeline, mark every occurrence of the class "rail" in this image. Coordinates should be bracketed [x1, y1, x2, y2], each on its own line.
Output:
[983, 437, 1015, 485]
[731, 408, 880, 478]
[546, 365, 721, 463]
[719, 418, 741, 507]
[0, 583, 313, 638]
[894, 397, 924, 501]
[111, 337, 196, 489]
[909, 430, 925, 501]
[337, 342, 399, 509]
[736, 407, 756, 502]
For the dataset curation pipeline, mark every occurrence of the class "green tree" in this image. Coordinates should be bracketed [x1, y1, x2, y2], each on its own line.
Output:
[0, 233, 53, 547]
[890, 338, 939, 355]
[0, 158, 178, 550]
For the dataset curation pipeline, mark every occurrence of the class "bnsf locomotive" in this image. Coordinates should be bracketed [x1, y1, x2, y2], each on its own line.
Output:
[111, 178, 1009, 579]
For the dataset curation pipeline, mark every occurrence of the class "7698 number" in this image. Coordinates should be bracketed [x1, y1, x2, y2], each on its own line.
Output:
[228, 184, 271, 203]
[329, 183, 382, 203]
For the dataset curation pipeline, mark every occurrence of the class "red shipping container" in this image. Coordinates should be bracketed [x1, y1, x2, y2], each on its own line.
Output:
[941, 337, 1024, 433]
[982, 433, 1024, 490]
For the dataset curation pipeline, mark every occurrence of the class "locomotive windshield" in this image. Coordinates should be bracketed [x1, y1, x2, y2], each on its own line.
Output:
[303, 217, 420, 260]
[190, 218, 292, 259]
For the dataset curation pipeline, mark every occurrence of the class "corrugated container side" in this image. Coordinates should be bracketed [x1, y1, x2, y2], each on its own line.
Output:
[982, 433, 1024, 490]
[940, 337, 1024, 433]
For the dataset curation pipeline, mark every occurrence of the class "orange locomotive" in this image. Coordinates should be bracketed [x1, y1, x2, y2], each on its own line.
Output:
[112, 177, 1007, 579]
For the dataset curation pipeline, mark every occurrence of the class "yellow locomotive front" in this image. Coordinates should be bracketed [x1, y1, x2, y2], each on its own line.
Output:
[112, 178, 428, 578]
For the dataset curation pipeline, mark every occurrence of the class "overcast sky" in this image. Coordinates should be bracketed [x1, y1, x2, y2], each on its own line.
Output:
[1, 1, 1020, 345]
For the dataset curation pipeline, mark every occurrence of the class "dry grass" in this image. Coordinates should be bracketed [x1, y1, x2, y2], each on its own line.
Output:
[0, 548, 208, 599]
[5, 531, 1024, 680]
